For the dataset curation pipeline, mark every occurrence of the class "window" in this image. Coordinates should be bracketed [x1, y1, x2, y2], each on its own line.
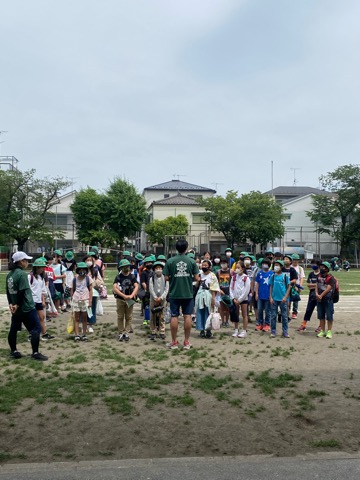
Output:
[284, 214, 292, 220]
[164, 194, 170, 198]
[192, 213, 206, 224]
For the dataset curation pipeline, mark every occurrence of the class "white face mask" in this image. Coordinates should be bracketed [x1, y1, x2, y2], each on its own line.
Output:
[86, 261, 93, 267]
[262, 265, 269, 270]
[214, 258, 220, 264]
[155, 269, 163, 277]
[235, 268, 241, 274]
[244, 260, 251, 266]
[274, 265, 281, 272]
[226, 252, 231, 257]
[220, 263, 228, 269]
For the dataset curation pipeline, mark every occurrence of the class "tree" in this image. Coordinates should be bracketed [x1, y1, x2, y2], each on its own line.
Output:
[145, 215, 189, 246]
[0, 169, 71, 250]
[105, 178, 147, 246]
[70, 188, 116, 247]
[306, 164, 360, 256]
[200, 190, 285, 248]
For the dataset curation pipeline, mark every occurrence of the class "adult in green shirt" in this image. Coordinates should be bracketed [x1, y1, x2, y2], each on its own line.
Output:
[163, 239, 200, 350]
[6, 251, 48, 360]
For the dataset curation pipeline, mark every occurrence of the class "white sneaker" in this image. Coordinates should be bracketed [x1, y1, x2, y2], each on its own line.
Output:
[238, 330, 247, 339]
[232, 329, 239, 337]
[88, 327, 94, 333]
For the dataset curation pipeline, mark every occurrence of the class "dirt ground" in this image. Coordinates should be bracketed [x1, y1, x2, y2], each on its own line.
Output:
[0, 298, 359, 464]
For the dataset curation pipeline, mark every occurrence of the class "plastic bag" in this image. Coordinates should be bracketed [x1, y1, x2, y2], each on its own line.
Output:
[215, 294, 222, 308]
[100, 285, 108, 299]
[67, 311, 74, 334]
[96, 299, 104, 316]
[211, 309, 221, 330]
[165, 305, 171, 324]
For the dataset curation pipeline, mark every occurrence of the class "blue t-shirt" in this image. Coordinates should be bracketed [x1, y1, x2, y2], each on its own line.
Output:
[255, 270, 274, 300]
[269, 273, 290, 301]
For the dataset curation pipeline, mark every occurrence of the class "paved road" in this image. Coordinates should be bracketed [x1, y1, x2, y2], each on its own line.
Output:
[1, 454, 360, 480]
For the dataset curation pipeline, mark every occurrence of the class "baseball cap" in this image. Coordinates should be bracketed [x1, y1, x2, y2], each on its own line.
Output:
[12, 251, 33, 263]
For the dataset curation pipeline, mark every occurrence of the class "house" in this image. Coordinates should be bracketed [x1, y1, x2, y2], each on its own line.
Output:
[264, 186, 337, 257]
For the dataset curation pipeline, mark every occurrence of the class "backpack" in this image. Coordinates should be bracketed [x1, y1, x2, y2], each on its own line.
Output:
[327, 275, 339, 303]
[73, 276, 90, 291]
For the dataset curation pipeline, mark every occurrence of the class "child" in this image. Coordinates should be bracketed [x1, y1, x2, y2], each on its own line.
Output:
[298, 260, 320, 332]
[216, 257, 231, 327]
[229, 261, 251, 338]
[148, 261, 169, 340]
[195, 259, 219, 338]
[64, 251, 76, 310]
[315, 261, 336, 339]
[255, 258, 273, 332]
[269, 260, 291, 338]
[71, 262, 93, 342]
[290, 254, 305, 319]
[211, 252, 221, 275]
[84, 252, 103, 332]
[28, 257, 55, 341]
[113, 259, 139, 342]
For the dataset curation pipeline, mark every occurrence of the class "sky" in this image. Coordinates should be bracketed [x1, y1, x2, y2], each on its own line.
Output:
[1, 0, 360, 197]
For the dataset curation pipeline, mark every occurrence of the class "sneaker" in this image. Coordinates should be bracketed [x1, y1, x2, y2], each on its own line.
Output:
[199, 330, 206, 338]
[129, 327, 134, 333]
[224, 322, 230, 328]
[31, 352, 48, 361]
[74, 335, 81, 342]
[255, 324, 263, 331]
[205, 330, 212, 339]
[282, 332, 290, 338]
[263, 325, 271, 332]
[183, 341, 192, 350]
[142, 320, 149, 326]
[41, 332, 55, 341]
[81, 335, 88, 342]
[123, 333, 130, 342]
[270, 331, 276, 338]
[315, 325, 321, 334]
[326, 330, 333, 339]
[238, 330, 247, 339]
[291, 313, 297, 319]
[88, 327, 94, 334]
[166, 341, 179, 350]
[159, 333, 166, 340]
[149, 333, 156, 341]
[10, 350, 23, 359]
[232, 329, 239, 337]
[221, 322, 226, 328]
[297, 322, 307, 332]
[66, 304, 71, 310]
[27, 335, 31, 342]
[118, 334, 124, 342]
[317, 330, 326, 338]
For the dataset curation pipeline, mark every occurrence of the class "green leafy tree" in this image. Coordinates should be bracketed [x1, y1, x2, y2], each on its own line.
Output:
[145, 215, 189, 246]
[306, 164, 360, 256]
[105, 178, 147, 246]
[200, 191, 285, 248]
[0, 169, 71, 250]
[70, 188, 116, 247]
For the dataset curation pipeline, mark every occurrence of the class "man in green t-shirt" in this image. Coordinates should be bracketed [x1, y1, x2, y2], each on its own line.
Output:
[6, 251, 48, 360]
[163, 239, 200, 350]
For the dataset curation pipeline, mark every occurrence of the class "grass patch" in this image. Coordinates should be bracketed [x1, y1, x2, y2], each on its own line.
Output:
[192, 374, 232, 394]
[310, 439, 341, 448]
[251, 371, 302, 395]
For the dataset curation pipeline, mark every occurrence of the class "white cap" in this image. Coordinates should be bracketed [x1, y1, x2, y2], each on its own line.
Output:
[12, 251, 33, 263]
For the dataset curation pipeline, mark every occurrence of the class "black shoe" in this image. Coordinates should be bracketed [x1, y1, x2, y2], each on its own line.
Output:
[159, 333, 166, 340]
[200, 330, 205, 338]
[149, 333, 156, 341]
[10, 350, 23, 359]
[81, 335, 88, 342]
[74, 335, 81, 342]
[42, 332, 55, 341]
[32, 352, 48, 361]
[118, 334, 124, 342]
[205, 330, 212, 339]
[123, 333, 130, 342]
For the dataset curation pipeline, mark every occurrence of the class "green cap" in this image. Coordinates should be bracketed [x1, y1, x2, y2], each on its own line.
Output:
[240, 251, 248, 256]
[220, 295, 232, 307]
[54, 249, 62, 256]
[76, 262, 89, 270]
[274, 260, 284, 266]
[65, 251, 74, 260]
[292, 254, 300, 260]
[257, 257, 264, 267]
[250, 255, 256, 261]
[91, 246, 99, 253]
[157, 255, 166, 261]
[320, 261, 331, 270]
[143, 256, 153, 264]
[149, 254, 156, 262]
[122, 250, 131, 257]
[135, 253, 144, 261]
[33, 257, 47, 267]
[225, 248, 232, 252]
[118, 259, 131, 268]
[153, 261, 164, 268]
[187, 252, 195, 259]
[87, 251, 97, 257]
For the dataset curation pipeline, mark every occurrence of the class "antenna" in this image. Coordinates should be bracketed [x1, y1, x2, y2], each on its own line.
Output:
[290, 168, 300, 186]
[173, 174, 186, 181]
[212, 182, 223, 192]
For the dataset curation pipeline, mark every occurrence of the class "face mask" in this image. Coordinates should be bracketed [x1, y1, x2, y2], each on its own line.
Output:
[214, 258, 220, 264]
[202, 267, 209, 273]
[78, 270, 86, 276]
[244, 260, 251, 266]
[239, 256, 244, 261]
[274, 265, 281, 272]
[226, 252, 231, 257]
[146, 264, 153, 269]
[86, 261, 93, 267]
[220, 263, 228, 269]
[320, 268, 327, 275]
[312, 265, 318, 271]
[155, 269, 163, 277]
[235, 268, 241, 274]
[122, 268, 130, 274]
[262, 265, 269, 270]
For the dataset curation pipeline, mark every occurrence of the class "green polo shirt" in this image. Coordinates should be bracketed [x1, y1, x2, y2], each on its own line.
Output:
[163, 254, 199, 299]
[6, 267, 35, 313]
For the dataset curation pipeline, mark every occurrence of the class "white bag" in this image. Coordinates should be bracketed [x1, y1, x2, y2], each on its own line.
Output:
[96, 299, 104, 316]
[205, 308, 221, 331]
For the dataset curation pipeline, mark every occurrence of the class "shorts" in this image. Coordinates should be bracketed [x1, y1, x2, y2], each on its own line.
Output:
[54, 283, 64, 295]
[240, 300, 248, 305]
[35, 302, 44, 311]
[169, 298, 194, 317]
[317, 300, 334, 321]
[73, 300, 89, 313]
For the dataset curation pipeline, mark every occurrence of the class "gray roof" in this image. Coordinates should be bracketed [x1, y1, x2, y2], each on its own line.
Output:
[264, 186, 328, 196]
[144, 179, 216, 193]
[150, 193, 201, 206]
